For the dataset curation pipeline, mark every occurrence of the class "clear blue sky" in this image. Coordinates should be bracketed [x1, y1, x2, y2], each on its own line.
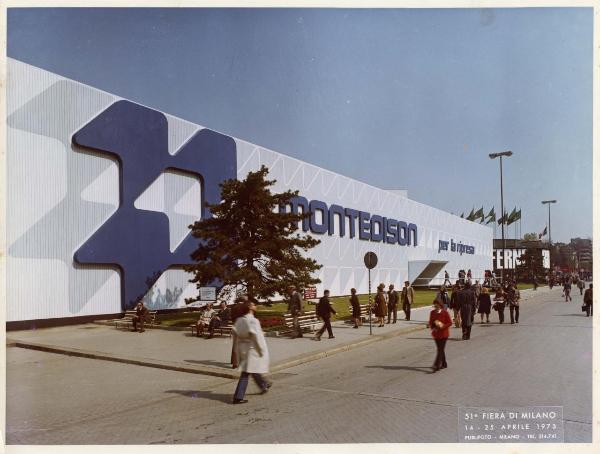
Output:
[8, 7, 594, 243]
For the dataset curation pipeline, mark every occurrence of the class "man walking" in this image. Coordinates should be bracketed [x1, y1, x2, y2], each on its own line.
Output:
[507, 283, 521, 324]
[287, 285, 304, 338]
[315, 290, 336, 340]
[387, 284, 399, 323]
[457, 282, 476, 340]
[400, 280, 415, 321]
[232, 300, 271, 404]
[230, 296, 248, 368]
[131, 301, 149, 333]
[443, 270, 451, 287]
[577, 278, 585, 296]
[584, 283, 593, 317]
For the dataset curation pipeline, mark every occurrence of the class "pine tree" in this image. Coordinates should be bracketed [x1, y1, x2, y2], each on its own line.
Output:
[185, 165, 322, 302]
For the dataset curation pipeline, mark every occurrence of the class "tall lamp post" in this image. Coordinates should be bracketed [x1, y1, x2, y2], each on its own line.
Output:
[541, 200, 557, 270]
[489, 151, 513, 283]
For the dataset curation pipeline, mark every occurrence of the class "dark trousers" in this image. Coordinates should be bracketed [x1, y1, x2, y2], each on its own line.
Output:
[234, 372, 268, 400]
[461, 325, 472, 340]
[317, 318, 333, 337]
[387, 305, 397, 323]
[509, 305, 520, 323]
[132, 315, 144, 331]
[208, 318, 222, 335]
[434, 338, 448, 369]
[231, 343, 238, 368]
[497, 306, 505, 323]
[403, 302, 411, 320]
[585, 303, 593, 317]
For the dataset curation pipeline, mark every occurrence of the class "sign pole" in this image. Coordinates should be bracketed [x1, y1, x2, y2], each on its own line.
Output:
[363, 251, 377, 336]
[368, 268, 372, 335]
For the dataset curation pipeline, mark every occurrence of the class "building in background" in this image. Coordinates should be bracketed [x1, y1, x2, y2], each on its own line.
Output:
[493, 239, 550, 282]
[6, 58, 492, 327]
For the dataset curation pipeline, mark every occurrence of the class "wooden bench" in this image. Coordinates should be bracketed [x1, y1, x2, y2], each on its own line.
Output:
[347, 304, 373, 323]
[190, 320, 233, 338]
[283, 310, 321, 335]
[114, 310, 158, 330]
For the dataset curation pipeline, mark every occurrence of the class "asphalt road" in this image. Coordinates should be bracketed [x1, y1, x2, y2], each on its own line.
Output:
[6, 286, 592, 444]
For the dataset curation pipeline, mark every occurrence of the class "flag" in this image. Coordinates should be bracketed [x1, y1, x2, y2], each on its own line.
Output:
[506, 207, 518, 226]
[474, 206, 485, 222]
[497, 212, 508, 225]
[486, 207, 496, 224]
[514, 208, 521, 221]
[460, 212, 464, 218]
[466, 207, 475, 221]
[538, 226, 547, 239]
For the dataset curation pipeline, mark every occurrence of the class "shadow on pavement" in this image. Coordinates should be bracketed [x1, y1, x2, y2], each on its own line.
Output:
[165, 389, 232, 404]
[403, 337, 462, 342]
[552, 314, 587, 317]
[184, 359, 232, 368]
[365, 365, 432, 374]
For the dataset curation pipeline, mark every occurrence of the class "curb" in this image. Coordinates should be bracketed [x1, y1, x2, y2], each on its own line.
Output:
[9, 322, 429, 379]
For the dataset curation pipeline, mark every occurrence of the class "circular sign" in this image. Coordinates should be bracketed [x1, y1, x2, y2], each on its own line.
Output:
[363, 251, 378, 269]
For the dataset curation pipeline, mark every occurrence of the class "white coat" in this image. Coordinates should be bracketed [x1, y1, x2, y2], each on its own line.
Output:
[233, 313, 270, 374]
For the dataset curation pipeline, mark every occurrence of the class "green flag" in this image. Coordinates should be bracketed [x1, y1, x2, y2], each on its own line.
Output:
[506, 207, 518, 226]
[514, 208, 521, 221]
[486, 207, 496, 224]
[460, 213, 464, 218]
[466, 207, 476, 221]
[474, 206, 485, 222]
[497, 211, 508, 225]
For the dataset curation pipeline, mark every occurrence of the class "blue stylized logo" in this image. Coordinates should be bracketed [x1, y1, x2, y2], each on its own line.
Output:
[72, 100, 237, 310]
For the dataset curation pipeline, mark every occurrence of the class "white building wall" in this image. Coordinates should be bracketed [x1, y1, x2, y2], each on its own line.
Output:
[6, 58, 492, 321]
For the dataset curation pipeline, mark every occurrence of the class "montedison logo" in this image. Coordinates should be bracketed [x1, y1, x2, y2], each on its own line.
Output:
[72, 100, 237, 310]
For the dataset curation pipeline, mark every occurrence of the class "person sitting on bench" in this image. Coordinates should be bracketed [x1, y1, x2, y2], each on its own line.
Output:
[132, 301, 149, 333]
[207, 302, 232, 338]
[195, 303, 215, 337]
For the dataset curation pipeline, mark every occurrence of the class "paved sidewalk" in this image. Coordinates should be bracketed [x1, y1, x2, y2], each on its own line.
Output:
[7, 287, 549, 379]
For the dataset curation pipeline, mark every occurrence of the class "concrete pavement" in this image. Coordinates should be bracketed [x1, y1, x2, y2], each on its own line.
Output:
[7, 287, 551, 379]
[6, 284, 590, 444]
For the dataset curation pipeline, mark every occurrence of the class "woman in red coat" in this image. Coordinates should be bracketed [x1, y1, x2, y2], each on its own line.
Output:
[429, 298, 453, 372]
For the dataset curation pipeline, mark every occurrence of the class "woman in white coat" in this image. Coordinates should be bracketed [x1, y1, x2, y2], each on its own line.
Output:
[232, 300, 271, 404]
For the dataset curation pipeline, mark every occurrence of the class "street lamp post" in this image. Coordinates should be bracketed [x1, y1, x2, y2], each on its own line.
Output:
[541, 200, 557, 270]
[489, 151, 513, 284]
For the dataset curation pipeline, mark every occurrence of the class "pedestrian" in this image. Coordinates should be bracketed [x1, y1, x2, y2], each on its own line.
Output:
[232, 300, 271, 404]
[443, 270, 451, 287]
[195, 303, 215, 337]
[583, 284, 593, 317]
[131, 301, 149, 333]
[577, 279, 585, 296]
[563, 278, 572, 302]
[387, 284, 399, 323]
[436, 285, 450, 310]
[350, 288, 362, 328]
[507, 283, 520, 324]
[230, 296, 249, 368]
[400, 280, 415, 321]
[458, 269, 466, 285]
[457, 282, 476, 340]
[533, 274, 538, 291]
[428, 298, 452, 372]
[373, 283, 388, 327]
[477, 287, 492, 323]
[467, 269, 472, 285]
[207, 301, 232, 338]
[315, 290, 336, 340]
[449, 282, 461, 328]
[287, 285, 304, 338]
[493, 288, 506, 324]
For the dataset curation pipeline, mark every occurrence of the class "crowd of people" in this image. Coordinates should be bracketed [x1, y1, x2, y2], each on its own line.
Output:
[126, 270, 593, 403]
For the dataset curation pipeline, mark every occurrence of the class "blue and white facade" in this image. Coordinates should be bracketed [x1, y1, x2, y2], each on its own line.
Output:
[6, 58, 493, 323]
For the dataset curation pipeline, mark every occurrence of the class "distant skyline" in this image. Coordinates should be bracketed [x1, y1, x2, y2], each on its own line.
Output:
[7, 7, 594, 243]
